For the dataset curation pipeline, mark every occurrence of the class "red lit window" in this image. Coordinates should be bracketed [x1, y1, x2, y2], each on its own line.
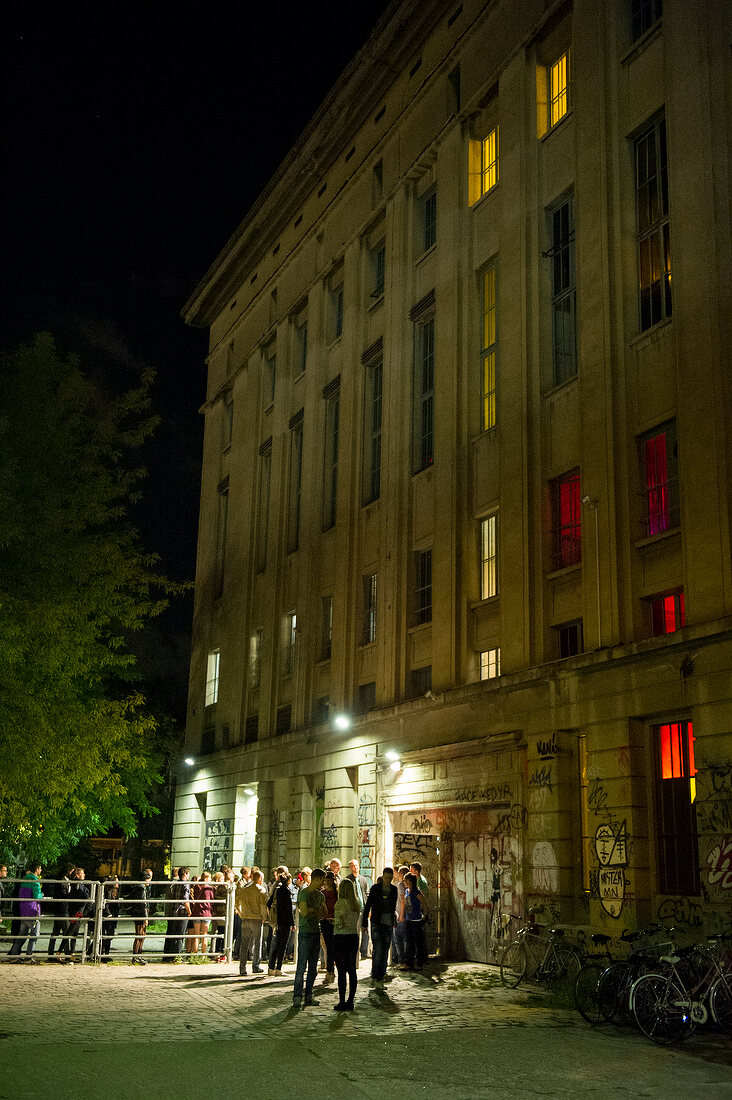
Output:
[650, 590, 685, 636]
[655, 719, 699, 895]
[552, 471, 581, 568]
[641, 422, 678, 536]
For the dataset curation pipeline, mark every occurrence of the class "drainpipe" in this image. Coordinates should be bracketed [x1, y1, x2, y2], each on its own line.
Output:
[582, 496, 602, 649]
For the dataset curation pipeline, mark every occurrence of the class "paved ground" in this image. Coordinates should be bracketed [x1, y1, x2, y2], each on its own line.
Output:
[0, 955, 729, 1099]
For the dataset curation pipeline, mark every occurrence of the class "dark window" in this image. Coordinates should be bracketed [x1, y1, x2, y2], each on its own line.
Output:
[313, 697, 330, 725]
[275, 705, 292, 737]
[414, 317, 435, 471]
[552, 470, 581, 568]
[323, 383, 340, 530]
[362, 573, 378, 644]
[221, 724, 230, 749]
[214, 483, 229, 597]
[372, 241, 385, 298]
[414, 549, 433, 625]
[256, 441, 272, 573]
[631, 0, 662, 41]
[557, 620, 583, 658]
[222, 394, 234, 452]
[264, 344, 276, 406]
[201, 727, 216, 755]
[411, 666, 432, 696]
[650, 590, 685, 636]
[287, 414, 303, 553]
[635, 117, 671, 331]
[640, 421, 679, 535]
[321, 596, 333, 661]
[357, 682, 376, 715]
[654, 720, 699, 894]
[550, 197, 576, 384]
[423, 190, 437, 251]
[363, 358, 383, 504]
[244, 716, 259, 745]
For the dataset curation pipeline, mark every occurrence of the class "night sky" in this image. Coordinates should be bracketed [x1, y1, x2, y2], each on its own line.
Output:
[2, 3, 391, 717]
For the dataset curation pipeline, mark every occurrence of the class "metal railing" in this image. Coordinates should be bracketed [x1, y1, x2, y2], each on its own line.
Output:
[0, 878, 236, 964]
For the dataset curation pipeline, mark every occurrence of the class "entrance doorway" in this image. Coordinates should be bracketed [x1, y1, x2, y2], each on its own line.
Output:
[393, 831, 440, 956]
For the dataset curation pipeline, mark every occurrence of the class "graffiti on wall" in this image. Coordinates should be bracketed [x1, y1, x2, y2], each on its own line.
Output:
[357, 826, 374, 883]
[536, 734, 558, 760]
[455, 783, 512, 804]
[313, 783, 325, 867]
[531, 841, 558, 895]
[594, 819, 628, 918]
[705, 835, 732, 892]
[203, 818, 232, 873]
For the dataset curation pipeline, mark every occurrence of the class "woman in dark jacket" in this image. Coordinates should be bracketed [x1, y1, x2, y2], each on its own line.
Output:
[267, 872, 295, 975]
[127, 869, 152, 964]
[100, 877, 120, 960]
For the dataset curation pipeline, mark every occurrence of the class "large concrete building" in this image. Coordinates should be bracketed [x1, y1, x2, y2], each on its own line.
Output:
[175, 0, 731, 958]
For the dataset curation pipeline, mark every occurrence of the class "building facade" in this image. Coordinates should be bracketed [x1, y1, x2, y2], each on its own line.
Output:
[176, 0, 731, 959]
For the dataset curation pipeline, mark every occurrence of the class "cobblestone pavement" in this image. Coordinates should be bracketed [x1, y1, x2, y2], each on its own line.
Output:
[1, 957, 729, 1098]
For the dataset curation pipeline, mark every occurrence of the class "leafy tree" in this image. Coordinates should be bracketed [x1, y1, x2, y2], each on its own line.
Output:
[0, 334, 182, 864]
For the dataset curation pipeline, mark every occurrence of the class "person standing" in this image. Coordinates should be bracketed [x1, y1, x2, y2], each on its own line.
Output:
[292, 868, 327, 1007]
[47, 865, 74, 959]
[320, 870, 338, 985]
[234, 869, 268, 975]
[346, 859, 370, 960]
[100, 876, 120, 960]
[332, 878, 362, 1011]
[362, 868, 398, 989]
[410, 861, 429, 900]
[190, 870, 215, 956]
[163, 866, 190, 961]
[400, 873, 428, 970]
[391, 865, 409, 967]
[128, 868, 153, 964]
[61, 867, 91, 959]
[267, 871, 295, 975]
[9, 864, 43, 961]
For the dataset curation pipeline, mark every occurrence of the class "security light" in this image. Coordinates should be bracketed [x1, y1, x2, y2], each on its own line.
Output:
[184, 757, 195, 766]
[333, 714, 351, 731]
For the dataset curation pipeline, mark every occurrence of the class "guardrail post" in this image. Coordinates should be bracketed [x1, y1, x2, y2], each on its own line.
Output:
[93, 880, 104, 962]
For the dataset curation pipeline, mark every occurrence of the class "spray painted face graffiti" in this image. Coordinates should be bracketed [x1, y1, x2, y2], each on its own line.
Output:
[595, 820, 628, 917]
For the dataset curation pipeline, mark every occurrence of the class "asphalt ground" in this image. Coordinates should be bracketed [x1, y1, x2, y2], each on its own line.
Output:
[0, 954, 729, 1099]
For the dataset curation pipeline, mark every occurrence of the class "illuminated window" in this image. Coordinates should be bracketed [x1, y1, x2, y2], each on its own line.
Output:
[640, 421, 678, 536]
[414, 549, 432, 626]
[283, 612, 297, 677]
[248, 630, 262, 689]
[480, 648, 501, 680]
[481, 264, 497, 430]
[363, 573, 378, 645]
[650, 590, 685, 636]
[550, 197, 576, 385]
[469, 126, 499, 204]
[552, 470, 581, 569]
[631, 0, 662, 42]
[549, 50, 570, 127]
[480, 515, 498, 599]
[655, 720, 698, 894]
[635, 117, 671, 331]
[205, 649, 220, 707]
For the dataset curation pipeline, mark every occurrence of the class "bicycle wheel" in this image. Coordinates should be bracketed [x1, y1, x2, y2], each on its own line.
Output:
[574, 961, 605, 1024]
[550, 943, 582, 990]
[709, 974, 732, 1034]
[500, 940, 527, 988]
[631, 972, 692, 1045]
[597, 961, 630, 1023]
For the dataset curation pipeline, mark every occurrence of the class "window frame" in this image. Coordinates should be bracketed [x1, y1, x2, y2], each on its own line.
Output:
[263, 342, 276, 407]
[481, 264, 497, 431]
[205, 649, 220, 707]
[321, 595, 333, 662]
[479, 514, 498, 600]
[649, 589, 685, 636]
[551, 470, 582, 569]
[322, 380, 340, 531]
[282, 611, 297, 678]
[480, 648, 501, 680]
[635, 116, 671, 332]
[287, 412, 303, 554]
[363, 356, 383, 504]
[653, 718, 699, 895]
[371, 239, 386, 300]
[214, 479, 229, 597]
[362, 572, 378, 645]
[248, 629, 262, 690]
[556, 619, 583, 658]
[549, 48, 571, 128]
[256, 440, 272, 574]
[631, 0, 662, 42]
[422, 188, 437, 252]
[639, 420, 679, 536]
[413, 316, 435, 472]
[549, 195, 577, 385]
[413, 548, 433, 626]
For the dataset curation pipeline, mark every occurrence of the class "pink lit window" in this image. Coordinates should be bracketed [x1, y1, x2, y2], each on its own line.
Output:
[659, 720, 696, 780]
[553, 471, 581, 568]
[651, 590, 685, 636]
[641, 423, 678, 536]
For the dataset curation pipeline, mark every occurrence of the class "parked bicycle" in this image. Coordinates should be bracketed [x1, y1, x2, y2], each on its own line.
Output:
[630, 936, 732, 1045]
[573, 932, 615, 1023]
[594, 924, 675, 1025]
[500, 906, 581, 990]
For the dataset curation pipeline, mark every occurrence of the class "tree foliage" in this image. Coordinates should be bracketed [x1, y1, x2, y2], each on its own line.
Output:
[0, 334, 181, 863]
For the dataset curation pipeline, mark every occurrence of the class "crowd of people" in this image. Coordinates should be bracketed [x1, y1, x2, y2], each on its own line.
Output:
[1, 855, 431, 1010]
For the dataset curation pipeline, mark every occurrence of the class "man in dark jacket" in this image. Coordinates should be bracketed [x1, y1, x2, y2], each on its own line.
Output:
[47, 865, 74, 959]
[362, 868, 398, 989]
[346, 859, 371, 960]
[163, 866, 190, 961]
[60, 867, 91, 958]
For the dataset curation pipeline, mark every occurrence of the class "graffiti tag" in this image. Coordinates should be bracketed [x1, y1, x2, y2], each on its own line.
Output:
[529, 765, 553, 793]
[706, 836, 732, 891]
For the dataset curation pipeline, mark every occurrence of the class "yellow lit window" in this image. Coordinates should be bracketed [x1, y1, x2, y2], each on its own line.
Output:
[482, 127, 499, 193]
[481, 265, 497, 430]
[550, 50, 570, 127]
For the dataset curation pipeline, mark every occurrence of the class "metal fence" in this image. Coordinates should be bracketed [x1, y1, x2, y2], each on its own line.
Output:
[0, 878, 236, 964]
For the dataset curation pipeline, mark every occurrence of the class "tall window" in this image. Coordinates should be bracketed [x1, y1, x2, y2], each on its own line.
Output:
[556, 620, 583, 658]
[552, 470, 581, 568]
[549, 49, 570, 127]
[357, 681, 376, 714]
[244, 715, 259, 745]
[414, 316, 435, 471]
[248, 629, 262, 689]
[422, 189, 437, 252]
[550, 197, 576, 384]
[414, 549, 432, 625]
[287, 412, 303, 553]
[256, 440, 272, 573]
[655, 720, 699, 894]
[214, 479, 229, 597]
[329, 267, 344, 342]
[321, 596, 333, 661]
[650, 590, 685, 636]
[222, 393, 233, 452]
[205, 649, 220, 707]
[264, 342, 276, 406]
[480, 515, 498, 599]
[631, 0, 662, 42]
[482, 127, 499, 194]
[363, 573, 378, 645]
[371, 240, 385, 299]
[275, 705, 292, 737]
[481, 265, 497, 430]
[294, 310, 308, 375]
[363, 355, 383, 503]
[635, 116, 671, 331]
[640, 421, 678, 535]
[480, 648, 501, 680]
[323, 380, 340, 530]
[283, 612, 297, 677]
